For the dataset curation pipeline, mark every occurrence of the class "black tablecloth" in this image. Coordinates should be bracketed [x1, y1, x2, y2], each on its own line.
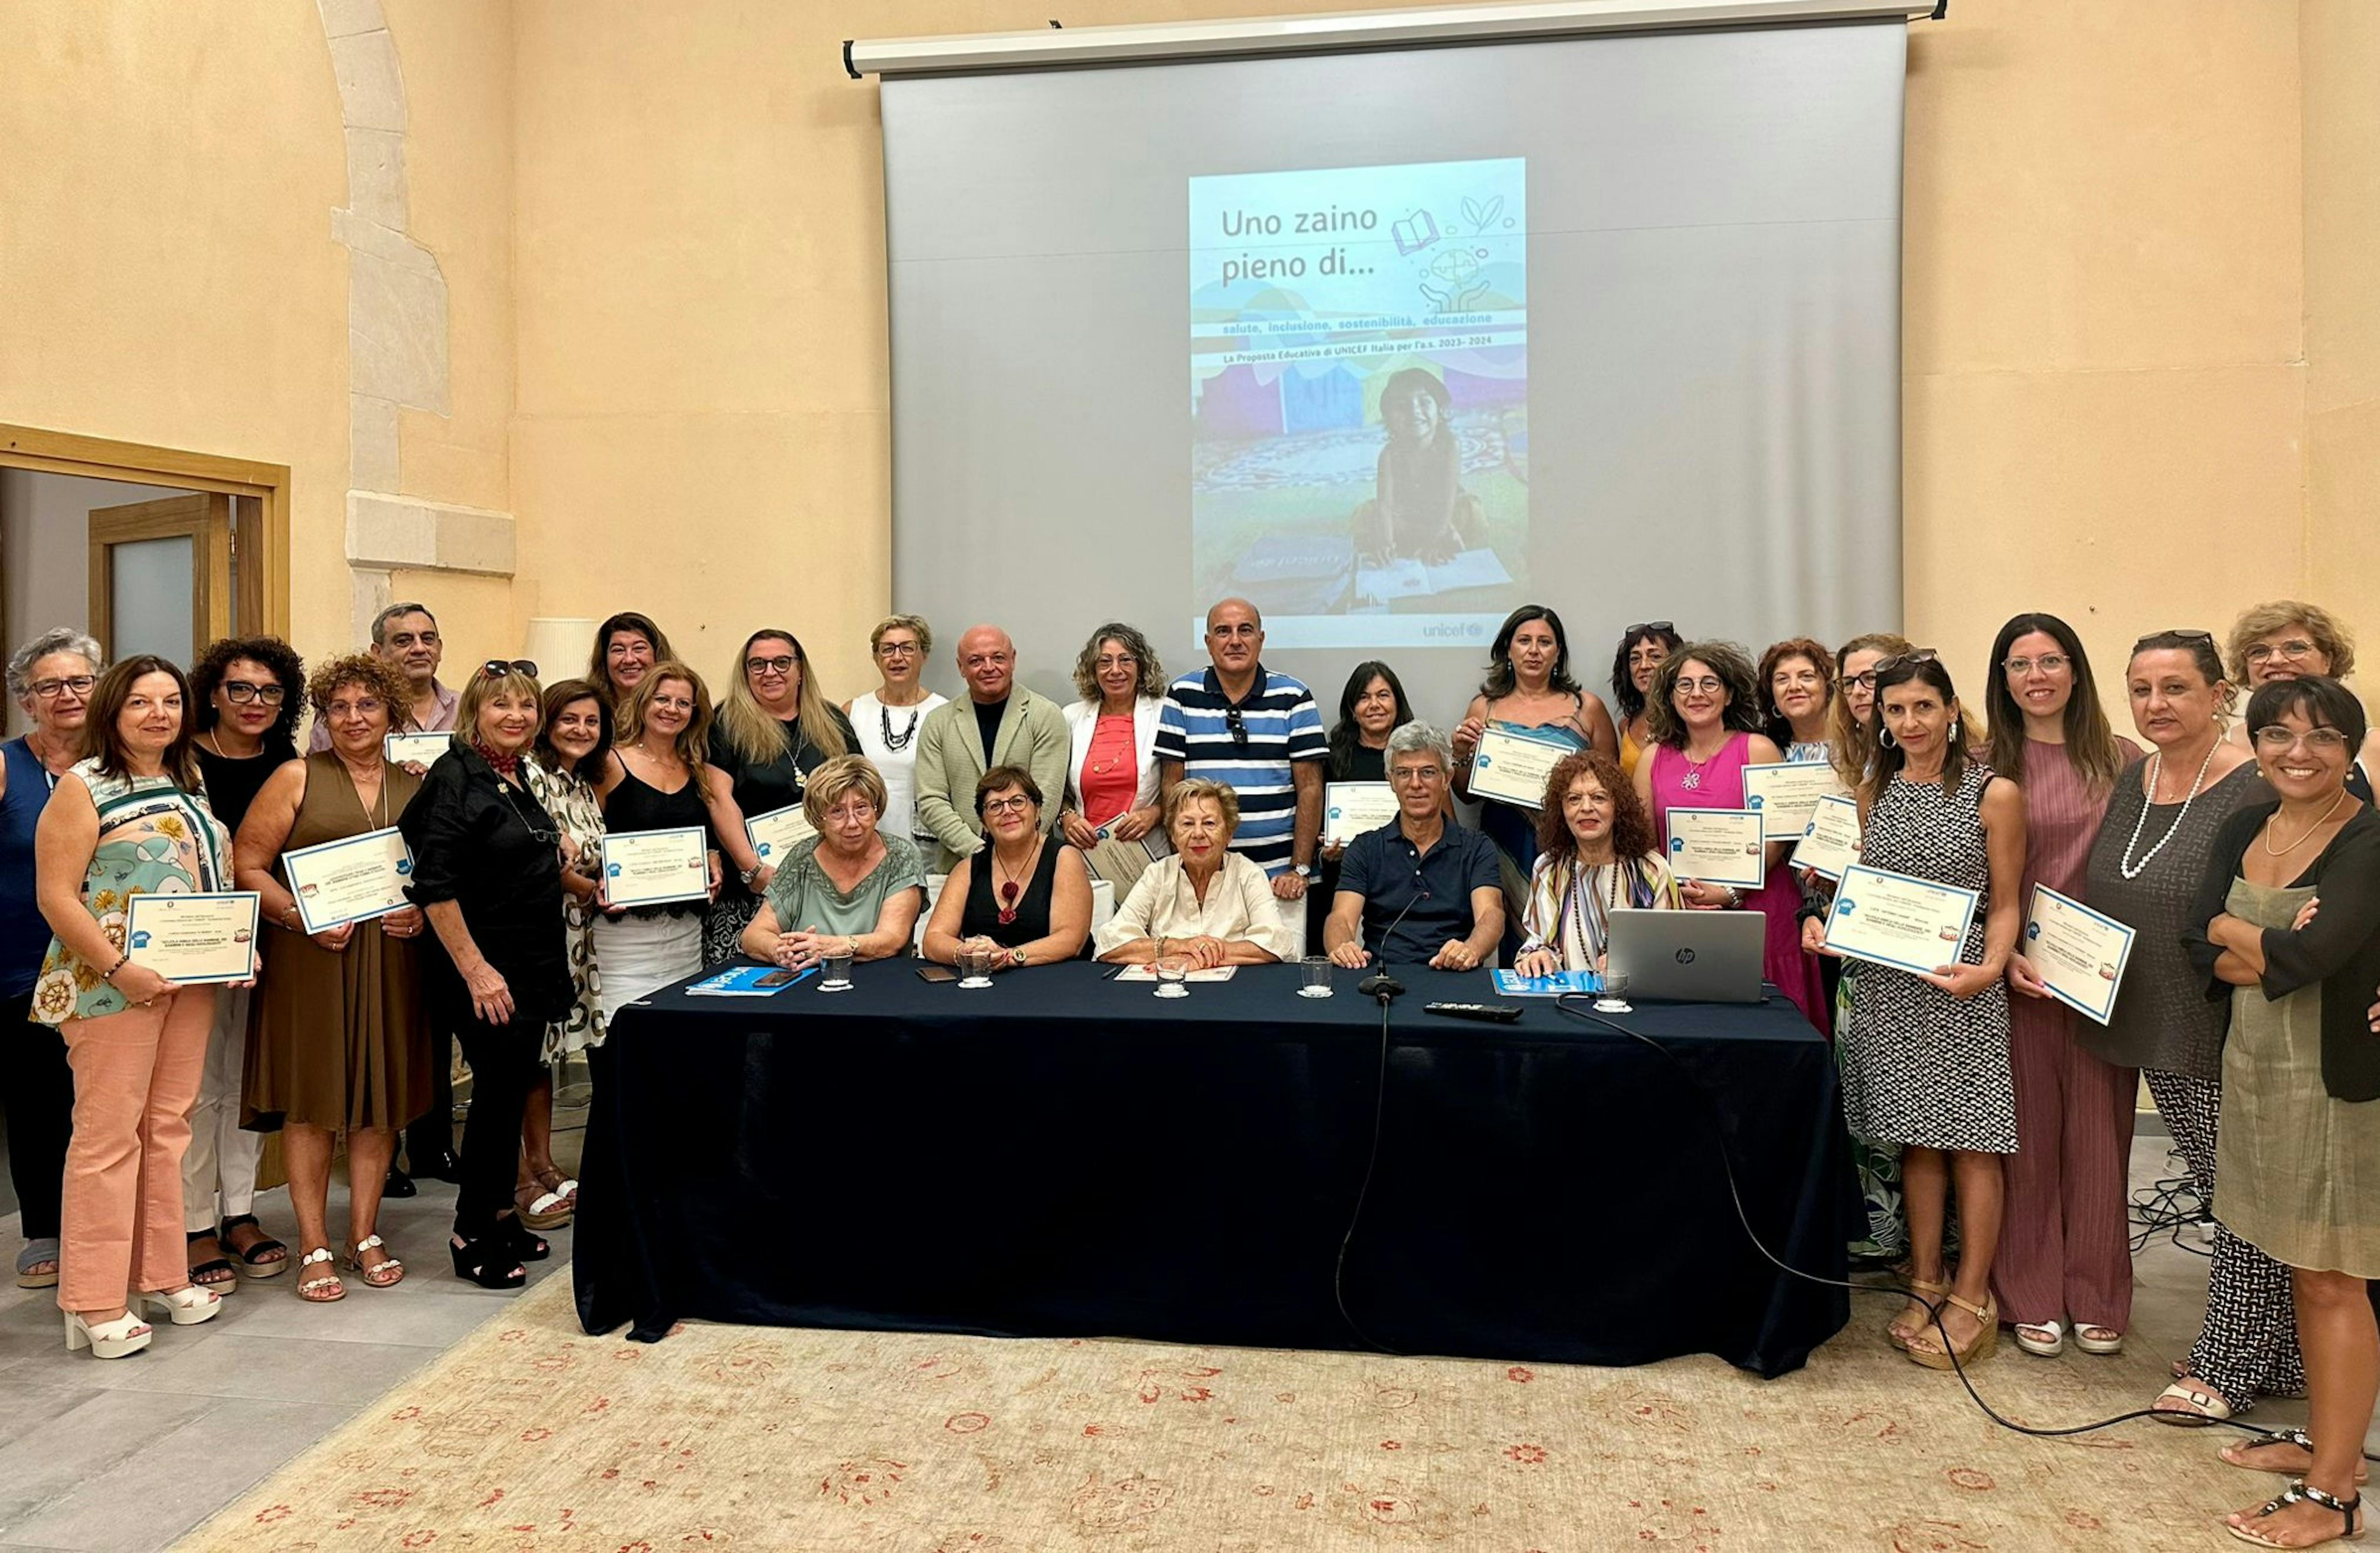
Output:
[574, 961, 1851, 1376]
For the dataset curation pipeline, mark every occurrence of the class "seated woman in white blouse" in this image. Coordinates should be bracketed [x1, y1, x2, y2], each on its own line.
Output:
[1094, 779, 1297, 967]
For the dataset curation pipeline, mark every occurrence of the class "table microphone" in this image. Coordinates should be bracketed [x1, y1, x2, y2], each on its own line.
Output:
[1356, 883, 1430, 1004]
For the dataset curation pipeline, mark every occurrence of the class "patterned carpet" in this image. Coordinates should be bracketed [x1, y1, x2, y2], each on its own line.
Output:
[177, 1271, 2273, 1551]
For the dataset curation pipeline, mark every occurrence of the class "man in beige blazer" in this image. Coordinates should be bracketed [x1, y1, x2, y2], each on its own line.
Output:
[913, 624, 1071, 871]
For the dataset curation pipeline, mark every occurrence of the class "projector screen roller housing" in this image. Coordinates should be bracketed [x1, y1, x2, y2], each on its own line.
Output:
[882, 19, 1904, 727]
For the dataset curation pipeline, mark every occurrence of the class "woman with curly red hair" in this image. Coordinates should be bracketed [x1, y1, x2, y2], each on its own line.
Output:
[1512, 749, 1681, 976]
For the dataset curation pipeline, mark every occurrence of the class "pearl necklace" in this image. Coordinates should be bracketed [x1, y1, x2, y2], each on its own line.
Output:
[2117, 738, 2218, 880]
[1564, 856, 1627, 961]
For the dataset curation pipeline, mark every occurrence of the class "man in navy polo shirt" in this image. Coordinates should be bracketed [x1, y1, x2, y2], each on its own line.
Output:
[1325, 721, 1503, 969]
[1154, 598, 1326, 903]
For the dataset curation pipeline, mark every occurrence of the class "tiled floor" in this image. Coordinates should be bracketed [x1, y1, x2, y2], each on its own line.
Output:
[0, 1123, 579, 1553]
[0, 1127, 2369, 1551]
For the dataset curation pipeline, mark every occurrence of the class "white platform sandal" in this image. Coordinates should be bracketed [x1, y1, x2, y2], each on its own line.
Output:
[135, 1284, 224, 1326]
[64, 1309, 153, 1358]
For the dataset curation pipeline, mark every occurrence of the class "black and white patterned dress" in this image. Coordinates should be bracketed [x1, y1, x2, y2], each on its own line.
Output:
[1840, 763, 2017, 1153]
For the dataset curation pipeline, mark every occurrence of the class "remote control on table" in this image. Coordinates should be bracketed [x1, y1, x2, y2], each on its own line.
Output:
[1423, 1002, 1524, 1024]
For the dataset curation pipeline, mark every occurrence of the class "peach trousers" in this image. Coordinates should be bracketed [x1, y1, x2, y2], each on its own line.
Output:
[56, 986, 215, 1312]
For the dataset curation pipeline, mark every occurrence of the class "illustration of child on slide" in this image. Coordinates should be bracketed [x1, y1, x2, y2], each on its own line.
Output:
[1353, 367, 1484, 566]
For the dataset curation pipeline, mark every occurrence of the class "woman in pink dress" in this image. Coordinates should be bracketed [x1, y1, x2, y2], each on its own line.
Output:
[1631, 640, 1829, 1030]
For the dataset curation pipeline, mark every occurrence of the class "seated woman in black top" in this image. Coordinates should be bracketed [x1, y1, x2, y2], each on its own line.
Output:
[921, 765, 1091, 970]
[401, 663, 572, 1290]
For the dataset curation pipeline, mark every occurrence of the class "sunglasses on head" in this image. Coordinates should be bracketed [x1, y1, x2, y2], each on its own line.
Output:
[1872, 649, 1939, 675]
[479, 658, 538, 680]
[1625, 621, 1675, 639]
[2132, 628, 2217, 654]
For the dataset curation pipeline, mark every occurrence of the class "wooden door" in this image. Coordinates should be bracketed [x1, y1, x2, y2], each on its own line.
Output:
[87, 493, 234, 662]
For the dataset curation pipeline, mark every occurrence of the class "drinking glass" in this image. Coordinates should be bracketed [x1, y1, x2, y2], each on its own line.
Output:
[958, 944, 996, 989]
[1298, 955, 1334, 999]
[821, 947, 855, 992]
[1593, 970, 1633, 1015]
[1153, 955, 1190, 999]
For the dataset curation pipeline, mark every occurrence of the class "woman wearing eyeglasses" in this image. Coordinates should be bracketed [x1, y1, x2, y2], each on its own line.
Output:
[1634, 640, 1829, 1030]
[2, 628, 103, 1294]
[845, 615, 947, 849]
[400, 662, 572, 1289]
[2077, 632, 2285, 1425]
[1833, 653, 2027, 1371]
[922, 766, 1091, 971]
[236, 653, 433, 1302]
[703, 631, 860, 964]
[179, 636, 306, 1292]
[742, 756, 926, 972]
[1610, 621, 1684, 779]
[1058, 623, 1168, 893]
[2184, 675, 2380, 1551]
[2224, 601, 2380, 800]
[1976, 615, 2143, 1362]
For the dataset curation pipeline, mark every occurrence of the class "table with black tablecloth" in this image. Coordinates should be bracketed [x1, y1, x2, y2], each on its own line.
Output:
[573, 960, 1852, 1377]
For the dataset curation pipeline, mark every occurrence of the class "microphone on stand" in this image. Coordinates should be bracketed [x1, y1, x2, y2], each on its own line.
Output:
[1357, 883, 1430, 1005]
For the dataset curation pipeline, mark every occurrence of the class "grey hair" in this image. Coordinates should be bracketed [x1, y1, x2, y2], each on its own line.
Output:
[370, 601, 437, 646]
[7, 628, 104, 700]
[1384, 719, 1453, 771]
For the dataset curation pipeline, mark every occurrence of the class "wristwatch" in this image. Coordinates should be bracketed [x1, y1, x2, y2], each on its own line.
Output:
[1010, 947, 1030, 969]
[739, 863, 762, 886]
[1292, 863, 1314, 879]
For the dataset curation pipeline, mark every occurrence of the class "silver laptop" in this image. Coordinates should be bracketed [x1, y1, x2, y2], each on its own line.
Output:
[1605, 908, 1766, 1004]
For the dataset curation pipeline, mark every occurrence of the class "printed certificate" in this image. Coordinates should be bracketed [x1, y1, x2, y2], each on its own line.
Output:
[2025, 884, 2136, 1027]
[384, 731, 454, 767]
[1467, 724, 1575, 809]
[1822, 864, 1980, 977]
[602, 826, 711, 908]
[1323, 782, 1398, 847]
[1791, 794, 1864, 882]
[124, 891, 260, 986]
[1665, 807, 1768, 889]
[1743, 760, 1849, 842]
[282, 826, 415, 933]
[744, 804, 817, 866]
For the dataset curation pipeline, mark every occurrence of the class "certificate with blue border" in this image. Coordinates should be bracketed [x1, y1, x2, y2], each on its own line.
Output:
[603, 826, 711, 908]
[282, 826, 416, 935]
[1822, 864, 1980, 977]
[124, 891, 260, 986]
[2025, 884, 2136, 1027]
[1468, 724, 1576, 809]
[384, 731, 454, 767]
[1665, 807, 1767, 889]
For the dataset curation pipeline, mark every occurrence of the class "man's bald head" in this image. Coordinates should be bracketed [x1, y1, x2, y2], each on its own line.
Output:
[956, 624, 1017, 704]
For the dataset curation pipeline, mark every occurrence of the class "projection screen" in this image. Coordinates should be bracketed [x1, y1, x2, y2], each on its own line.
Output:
[879, 16, 1907, 723]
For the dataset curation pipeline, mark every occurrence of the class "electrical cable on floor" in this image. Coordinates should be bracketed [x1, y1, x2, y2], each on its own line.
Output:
[2129, 1152, 2213, 1258]
[1331, 995, 1403, 1357]
[1542, 994, 2380, 1464]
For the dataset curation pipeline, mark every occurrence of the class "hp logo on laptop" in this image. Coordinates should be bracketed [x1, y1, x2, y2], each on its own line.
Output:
[1675, 948, 1696, 965]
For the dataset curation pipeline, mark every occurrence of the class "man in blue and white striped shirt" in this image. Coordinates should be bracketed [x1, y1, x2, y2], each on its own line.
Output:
[1155, 598, 1326, 904]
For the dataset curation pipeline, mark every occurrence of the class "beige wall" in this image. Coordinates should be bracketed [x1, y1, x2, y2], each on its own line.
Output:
[2, 0, 2375, 716]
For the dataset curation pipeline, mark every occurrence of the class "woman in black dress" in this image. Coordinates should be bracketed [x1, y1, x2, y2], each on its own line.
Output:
[920, 766, 1091, 970]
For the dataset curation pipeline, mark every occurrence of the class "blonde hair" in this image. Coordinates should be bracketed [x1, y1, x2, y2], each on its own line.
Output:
[1828, 632, 1913, 789]
[614, 661, 713, 775]
[870, 614, 934, 657]
[716, 630, 847, 767]
[456, 663, 543, 747]
[802, 754, 889, 829]
[1162, 776, 1241, 838]
[2225, 600, 2355, 683]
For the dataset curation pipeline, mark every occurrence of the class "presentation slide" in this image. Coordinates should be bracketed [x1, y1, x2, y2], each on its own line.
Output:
[1189, 158, 1529, 649]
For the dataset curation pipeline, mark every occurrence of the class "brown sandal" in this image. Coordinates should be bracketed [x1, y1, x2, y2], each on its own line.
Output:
[1887, 1278, 1949, 1347]
[1906, 1291, 1998, 1369]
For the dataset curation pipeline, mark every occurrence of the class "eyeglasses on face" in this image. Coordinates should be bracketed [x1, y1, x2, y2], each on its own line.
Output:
[2244, 639, 2319, 665]
[822, 801, 876, 824]
[2002, 653, 2070, 676]
[1389, 764, 1444, 786]
[479, 659, 538, 680]
[876, 642, 920, 658]
[982, 794, 1034, 816]
[746, 655, 797, 676]
[2252, 725, 2351, 754]
[30, 675, 97, 699]
[1094, 655, 1137, 671]
[220, 682, 287, 705]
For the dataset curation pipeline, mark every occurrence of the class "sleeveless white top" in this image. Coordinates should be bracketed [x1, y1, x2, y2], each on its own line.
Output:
[849, 689, 948, 843]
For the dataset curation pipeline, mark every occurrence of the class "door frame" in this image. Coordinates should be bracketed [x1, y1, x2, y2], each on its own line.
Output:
[0, 423, 292, 646]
